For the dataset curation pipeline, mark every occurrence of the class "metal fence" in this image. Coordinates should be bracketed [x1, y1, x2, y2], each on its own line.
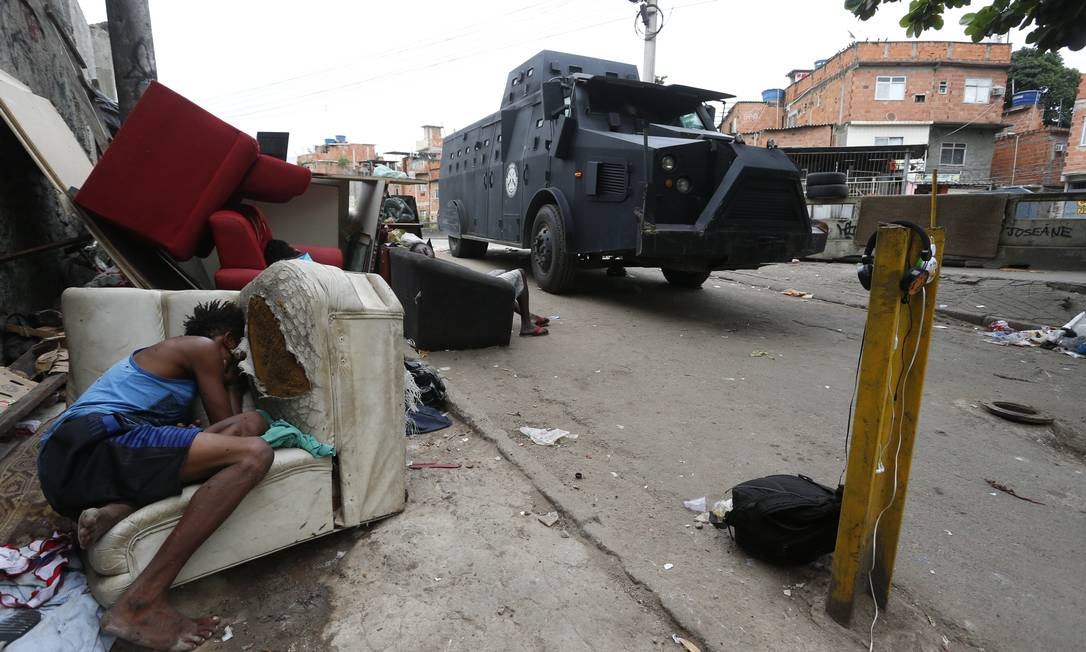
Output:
[784, 145, 929, 197]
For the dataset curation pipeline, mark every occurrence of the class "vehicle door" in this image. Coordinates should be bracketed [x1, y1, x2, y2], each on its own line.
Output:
[480, 121, 502, 239]
[501, 104, 534, 242]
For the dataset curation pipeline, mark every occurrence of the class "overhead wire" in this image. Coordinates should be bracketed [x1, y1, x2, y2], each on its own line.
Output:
[216, 0, 720, 121]
[202, 0, 566, 112]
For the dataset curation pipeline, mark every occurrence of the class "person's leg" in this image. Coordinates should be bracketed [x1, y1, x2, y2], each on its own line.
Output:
[203, 411, 268, 438]
[101, 433, 273, 651]
[76, 414, 265, 549]
[515, 280, 547, 336]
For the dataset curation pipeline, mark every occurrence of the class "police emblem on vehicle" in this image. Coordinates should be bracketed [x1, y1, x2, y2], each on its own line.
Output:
[505, 163, 518, 198]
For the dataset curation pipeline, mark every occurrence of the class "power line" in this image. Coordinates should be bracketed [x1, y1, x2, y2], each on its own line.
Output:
[203, 0, 571, 113]
[218, 0, 720, 121]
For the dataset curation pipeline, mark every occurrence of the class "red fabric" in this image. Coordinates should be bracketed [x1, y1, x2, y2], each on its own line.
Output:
[75, 82, 258, 260]
[214, 268, 262, 291]
[242, 155, 311, 202]
[296, 244, 343, 268]
[209, 209, 267, 271]
[75, 81, 312, 261]
[210, 204, 344, 289]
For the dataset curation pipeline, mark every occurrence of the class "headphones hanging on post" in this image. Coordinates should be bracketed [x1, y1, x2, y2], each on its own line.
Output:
[856, 221, 937, 299]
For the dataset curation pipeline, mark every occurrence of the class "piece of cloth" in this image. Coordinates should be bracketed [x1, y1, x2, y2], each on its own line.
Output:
[406, 405, 452, 435]
[255, 410, 335, 458]
[40, 351, 196, 448]
[7, 565, 114, 652]
[0, 531, 71, 609]
[487, 268, 525, 297]
[37, 415, 199, 520]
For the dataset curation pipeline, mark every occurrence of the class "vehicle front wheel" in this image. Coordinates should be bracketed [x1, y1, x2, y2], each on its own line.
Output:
[662, 268, 710, 289]
[530, 204, 576, 293]
[448, 236, 488, 258]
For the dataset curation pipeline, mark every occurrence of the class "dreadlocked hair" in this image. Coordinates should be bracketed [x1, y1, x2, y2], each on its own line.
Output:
[183, 300, 244, 341]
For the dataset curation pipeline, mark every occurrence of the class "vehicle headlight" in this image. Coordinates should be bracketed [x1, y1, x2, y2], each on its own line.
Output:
[675, 177, 692, 193]
[660, 155, 676, 172]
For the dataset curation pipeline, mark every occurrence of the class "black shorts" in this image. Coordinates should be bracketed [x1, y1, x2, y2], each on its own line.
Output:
[37, 414, 201, 520]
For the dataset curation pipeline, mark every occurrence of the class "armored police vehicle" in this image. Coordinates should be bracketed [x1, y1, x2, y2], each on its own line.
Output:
[439, 50, 826, 292]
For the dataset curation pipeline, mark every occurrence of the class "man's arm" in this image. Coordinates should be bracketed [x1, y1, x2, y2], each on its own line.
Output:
[190, 342, 242, 426]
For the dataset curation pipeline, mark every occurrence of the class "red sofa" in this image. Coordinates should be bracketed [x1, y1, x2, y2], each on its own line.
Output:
[74, 81, 340, 289]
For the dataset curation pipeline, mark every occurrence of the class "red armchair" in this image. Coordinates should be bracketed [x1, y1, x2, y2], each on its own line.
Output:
[210, 204, 343, 290]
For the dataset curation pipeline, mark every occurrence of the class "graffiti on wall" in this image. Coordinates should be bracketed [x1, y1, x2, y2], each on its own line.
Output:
[1003, 224, 1074, 240]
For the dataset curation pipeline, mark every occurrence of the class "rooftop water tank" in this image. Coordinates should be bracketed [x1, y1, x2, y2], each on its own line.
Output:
[814, 59, 828, 69]
[335, 134, 347, 143]
[1010, 90, 1041, 108]
[762, 88, 785, 103]
[324, 138, 337, 145]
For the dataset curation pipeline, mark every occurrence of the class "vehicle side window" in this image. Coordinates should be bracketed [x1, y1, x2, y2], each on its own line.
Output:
[679, 113, 702, 129]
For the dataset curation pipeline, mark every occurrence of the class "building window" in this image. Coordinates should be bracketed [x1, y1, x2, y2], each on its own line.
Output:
[964, 78, 992, 104]
[874, 136, 904, 146]
[875, 76, 906, 101]
[939, 142, 967, 166]
[914, 94, 926, 103]
[938, 80, 948, 94]
[1081, 122, 1086, 146]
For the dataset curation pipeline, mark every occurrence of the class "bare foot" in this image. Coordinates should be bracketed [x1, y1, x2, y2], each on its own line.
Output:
[519, 325, 549, 337]
[77, 503, 134, 548]
[102, 596, 219, 651]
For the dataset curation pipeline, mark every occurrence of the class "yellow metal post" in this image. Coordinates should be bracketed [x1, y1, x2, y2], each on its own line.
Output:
[826, 224, 945, 625]
[929, 166, 939, 228]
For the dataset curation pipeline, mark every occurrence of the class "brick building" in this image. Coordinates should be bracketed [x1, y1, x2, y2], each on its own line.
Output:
[296, 139, 377, 176]
[1063, 76, 1086, 190]
[991, 102, 1069, 188]
[387, 126, 443, 220]
[723, 41, 1012, 185]
[720, 101, 782, 138]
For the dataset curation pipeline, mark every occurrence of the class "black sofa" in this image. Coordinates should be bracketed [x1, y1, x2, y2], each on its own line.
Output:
[388, 247, 515, 350]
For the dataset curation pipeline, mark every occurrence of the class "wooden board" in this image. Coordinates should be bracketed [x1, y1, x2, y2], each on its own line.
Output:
[856, 195, 1007, 259]
[0, 369, 38, 414]
[0, 71, 195, 290]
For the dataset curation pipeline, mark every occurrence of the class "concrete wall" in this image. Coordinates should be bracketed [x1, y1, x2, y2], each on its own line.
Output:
[843, 123, 930, 146]
[0, 0, 106, 317]
[806, 192, 1086, 270]
[927, 125, 998, 183]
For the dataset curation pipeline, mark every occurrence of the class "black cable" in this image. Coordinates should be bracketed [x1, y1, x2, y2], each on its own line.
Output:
[839, 323, 866, 485]
[633, 2, 667, 41]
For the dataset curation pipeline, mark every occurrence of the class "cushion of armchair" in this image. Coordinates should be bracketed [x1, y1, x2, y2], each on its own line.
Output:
[295, 244, 343, 268]
[209, 209, 267, 270]
[214, 268, 262, 291]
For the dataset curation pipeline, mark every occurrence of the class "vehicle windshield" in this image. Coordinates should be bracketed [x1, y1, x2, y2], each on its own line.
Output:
[582, 79, 715, 131]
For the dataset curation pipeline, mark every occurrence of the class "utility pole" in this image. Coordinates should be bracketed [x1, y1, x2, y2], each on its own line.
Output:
[637, 2, 659, 83]
[105, 0, 158, 121]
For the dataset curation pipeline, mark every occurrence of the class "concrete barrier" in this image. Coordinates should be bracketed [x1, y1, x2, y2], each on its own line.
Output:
[807, 192, 1086, 269]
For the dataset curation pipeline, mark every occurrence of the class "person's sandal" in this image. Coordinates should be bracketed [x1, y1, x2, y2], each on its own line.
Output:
[520, 325, 549, 337]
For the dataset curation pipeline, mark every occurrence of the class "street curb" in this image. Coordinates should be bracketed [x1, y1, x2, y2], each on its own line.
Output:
[443, 383, 711, 650]
[712, 273, 1047, 331]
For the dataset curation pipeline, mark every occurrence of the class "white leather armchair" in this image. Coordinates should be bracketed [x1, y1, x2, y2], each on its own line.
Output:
[62, 261, 405, 606]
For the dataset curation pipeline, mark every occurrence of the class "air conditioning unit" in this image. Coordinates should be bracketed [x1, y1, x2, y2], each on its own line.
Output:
[1055, 143, 1067, 153]
[992, 86, 1006, 97]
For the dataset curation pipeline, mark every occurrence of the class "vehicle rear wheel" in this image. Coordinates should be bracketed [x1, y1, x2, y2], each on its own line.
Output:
[662, 268, 710, 288]
[448, 236, 488, 258]
[530, 204, 576, 293]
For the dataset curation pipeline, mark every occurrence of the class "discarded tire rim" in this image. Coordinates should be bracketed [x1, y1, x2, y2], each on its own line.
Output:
[982, 401, 1054, 425]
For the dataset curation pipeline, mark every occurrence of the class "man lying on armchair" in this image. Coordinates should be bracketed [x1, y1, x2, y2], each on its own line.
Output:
[37, 300, 270, 651]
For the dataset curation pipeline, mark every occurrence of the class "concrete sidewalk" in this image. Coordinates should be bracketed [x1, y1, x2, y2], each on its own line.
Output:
[714, 262, 1086, 331]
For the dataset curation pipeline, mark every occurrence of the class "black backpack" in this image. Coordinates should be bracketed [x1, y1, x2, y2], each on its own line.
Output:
[718, 474, 843, 565]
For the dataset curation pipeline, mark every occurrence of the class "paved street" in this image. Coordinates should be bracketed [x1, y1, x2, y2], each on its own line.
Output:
[428, 245, 1086, 652]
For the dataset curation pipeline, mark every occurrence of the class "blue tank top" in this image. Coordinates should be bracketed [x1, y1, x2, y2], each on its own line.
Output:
[41, 351, 197, 446]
